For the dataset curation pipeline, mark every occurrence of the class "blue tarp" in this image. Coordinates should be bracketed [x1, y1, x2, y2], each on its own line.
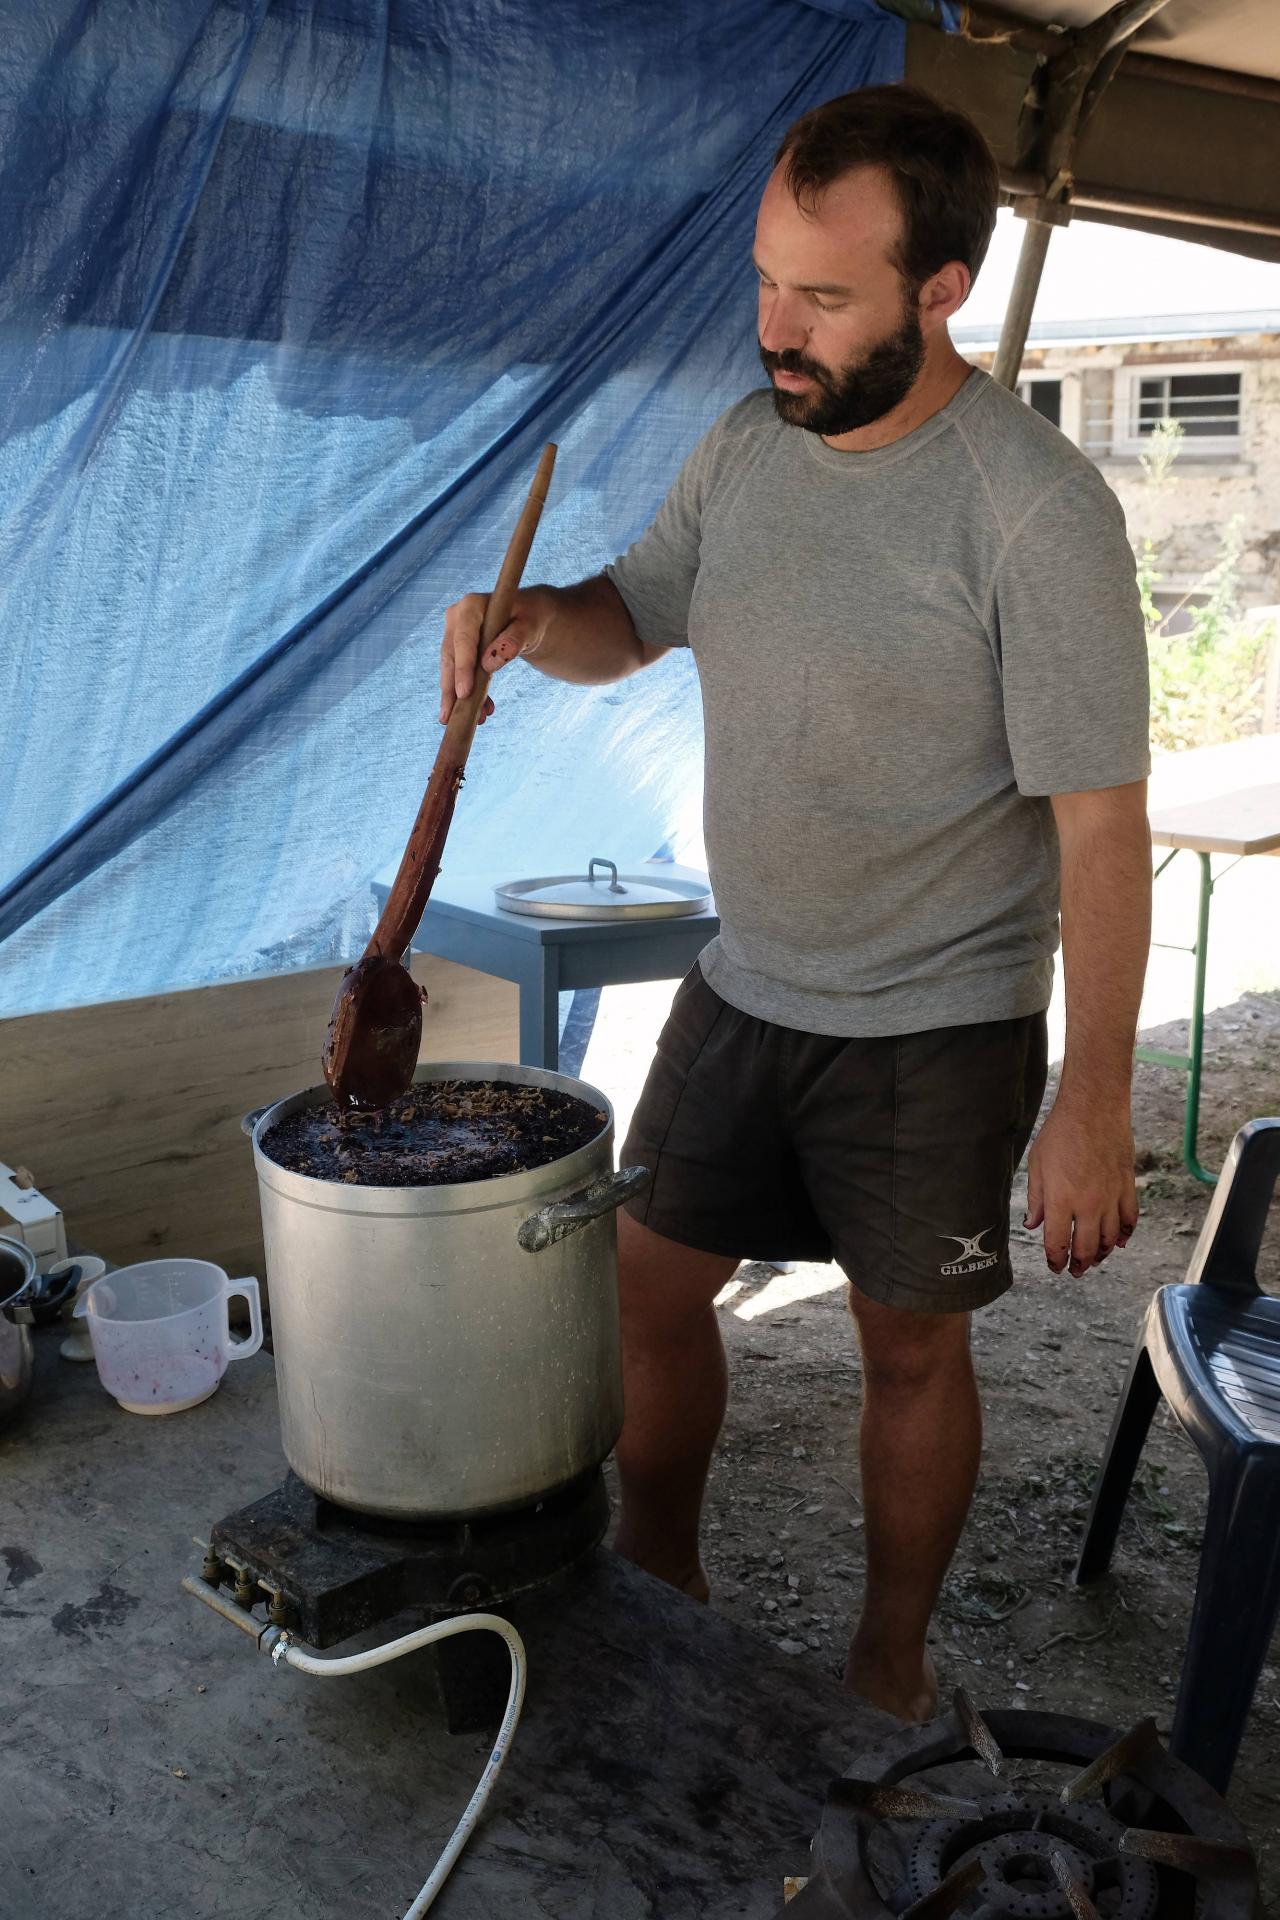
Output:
[0, 0, 902, 1017]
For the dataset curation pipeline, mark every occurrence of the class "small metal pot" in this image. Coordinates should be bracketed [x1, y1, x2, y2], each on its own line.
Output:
[0, 1237, 81, 1430]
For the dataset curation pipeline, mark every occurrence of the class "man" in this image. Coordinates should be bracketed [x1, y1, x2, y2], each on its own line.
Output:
[440, 84, 1152, 1724]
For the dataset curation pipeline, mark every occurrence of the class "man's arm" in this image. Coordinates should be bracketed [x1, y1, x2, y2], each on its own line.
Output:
[1025, 780, 1152, 1276]
[439, 574, 667, 723]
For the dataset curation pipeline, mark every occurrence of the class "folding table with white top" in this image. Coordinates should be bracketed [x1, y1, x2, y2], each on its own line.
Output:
[1142, 748, 1280, 1182]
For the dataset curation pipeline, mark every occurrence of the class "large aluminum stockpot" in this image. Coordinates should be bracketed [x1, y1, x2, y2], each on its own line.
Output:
[244, 1061, 647, 1522]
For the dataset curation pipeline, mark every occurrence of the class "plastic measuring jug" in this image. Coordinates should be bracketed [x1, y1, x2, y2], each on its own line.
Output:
[78, 1260, 263, 1415]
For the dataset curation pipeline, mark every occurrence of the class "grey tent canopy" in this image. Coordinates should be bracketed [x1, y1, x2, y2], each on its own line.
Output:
[890, 0, 1280, 265]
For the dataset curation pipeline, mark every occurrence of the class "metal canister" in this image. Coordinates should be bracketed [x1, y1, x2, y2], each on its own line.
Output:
[0, 1238, 82, 1429]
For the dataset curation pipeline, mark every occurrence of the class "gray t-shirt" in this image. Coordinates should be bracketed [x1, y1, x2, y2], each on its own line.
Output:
[606, 368, 1149, 1037]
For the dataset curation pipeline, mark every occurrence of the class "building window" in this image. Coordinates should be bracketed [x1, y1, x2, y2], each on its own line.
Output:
[1120, 366, 1243, 453]
[1016, 377, 1062, 428]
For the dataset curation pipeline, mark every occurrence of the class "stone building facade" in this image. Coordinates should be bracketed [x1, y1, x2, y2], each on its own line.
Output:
[957, 310, 1280, 616]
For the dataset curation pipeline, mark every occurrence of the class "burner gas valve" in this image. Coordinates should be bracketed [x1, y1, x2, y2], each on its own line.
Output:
[231, 1566, 260, 1611]
[266, 1589, 298, 1631]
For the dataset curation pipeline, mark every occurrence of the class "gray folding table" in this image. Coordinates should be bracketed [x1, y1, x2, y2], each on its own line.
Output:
[374, 867, 719, 1070]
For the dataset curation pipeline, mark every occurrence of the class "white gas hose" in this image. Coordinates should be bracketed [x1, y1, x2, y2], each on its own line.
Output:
[275, 1610, 527, 1919]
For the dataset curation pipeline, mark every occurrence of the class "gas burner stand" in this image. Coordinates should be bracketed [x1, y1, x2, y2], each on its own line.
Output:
[192, 1465, 609, 1727]
[787, 1691, 1260, 1920]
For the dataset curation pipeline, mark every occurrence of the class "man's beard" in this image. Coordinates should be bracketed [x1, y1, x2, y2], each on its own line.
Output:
[760, 300, 925, 435]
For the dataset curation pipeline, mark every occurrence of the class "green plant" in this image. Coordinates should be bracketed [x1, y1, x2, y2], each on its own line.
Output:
[1134, 421, 1273, 753]
[1139, 415, 1184, 492]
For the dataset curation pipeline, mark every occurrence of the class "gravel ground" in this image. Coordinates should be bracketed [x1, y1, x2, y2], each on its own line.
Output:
[585, 983, 1280, 1907]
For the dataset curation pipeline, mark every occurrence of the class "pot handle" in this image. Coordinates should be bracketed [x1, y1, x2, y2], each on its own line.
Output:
[225, 1277, 265, 1361]
[3, 1261, 81, 1327]
[241, 1107, 271, 1138]
[28, 1261, 83, 1327]
[517, 1166, 650, 1254]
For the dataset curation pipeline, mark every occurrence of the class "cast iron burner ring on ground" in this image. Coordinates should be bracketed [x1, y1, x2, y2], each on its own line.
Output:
[903, 1791, 1159, 1919]
[787, 1697, 1260, 1920]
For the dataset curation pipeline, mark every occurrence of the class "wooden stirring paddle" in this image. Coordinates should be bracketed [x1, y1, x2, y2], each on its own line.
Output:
[323, 443, 557, 1108]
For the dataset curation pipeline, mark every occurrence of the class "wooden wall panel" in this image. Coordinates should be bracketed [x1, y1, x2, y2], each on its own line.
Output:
[0, 957, 518, 1285]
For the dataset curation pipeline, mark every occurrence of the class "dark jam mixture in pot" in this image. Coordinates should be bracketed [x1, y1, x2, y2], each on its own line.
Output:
[261, 1079, 607, 1188]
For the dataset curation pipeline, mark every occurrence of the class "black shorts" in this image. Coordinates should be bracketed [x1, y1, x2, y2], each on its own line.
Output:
[621, 967, 1049, 1313]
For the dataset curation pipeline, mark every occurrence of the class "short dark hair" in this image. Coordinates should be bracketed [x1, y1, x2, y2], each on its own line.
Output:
[775, 84, 999, 291]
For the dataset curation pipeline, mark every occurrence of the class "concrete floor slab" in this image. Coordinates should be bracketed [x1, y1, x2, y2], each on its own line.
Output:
[1, 1335, 890, 1920]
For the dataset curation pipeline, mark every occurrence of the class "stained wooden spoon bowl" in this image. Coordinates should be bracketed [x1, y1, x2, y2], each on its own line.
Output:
[323, 443, 557, 1108]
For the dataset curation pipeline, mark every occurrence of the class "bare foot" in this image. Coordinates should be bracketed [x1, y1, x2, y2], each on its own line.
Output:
[842, 1644, 939, 1723]
[614, 1538, 711, 1605]
[679, 1566, 711, 1605]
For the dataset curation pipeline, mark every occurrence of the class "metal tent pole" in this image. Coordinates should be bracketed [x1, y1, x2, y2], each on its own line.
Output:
[991, 214, 1054, 389]
[987, 0, 1175, 391]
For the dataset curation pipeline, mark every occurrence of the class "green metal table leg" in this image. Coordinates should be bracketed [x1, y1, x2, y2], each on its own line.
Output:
[1182, 850, 1214, 1184]
[1134, 848, 1219, 1185]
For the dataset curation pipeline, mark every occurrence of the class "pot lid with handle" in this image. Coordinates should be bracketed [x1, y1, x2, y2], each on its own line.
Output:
[496, 858, 711, 921]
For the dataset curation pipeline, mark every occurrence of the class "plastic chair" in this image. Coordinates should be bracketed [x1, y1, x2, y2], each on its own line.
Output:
[1074, 1117, 1280, 1795]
